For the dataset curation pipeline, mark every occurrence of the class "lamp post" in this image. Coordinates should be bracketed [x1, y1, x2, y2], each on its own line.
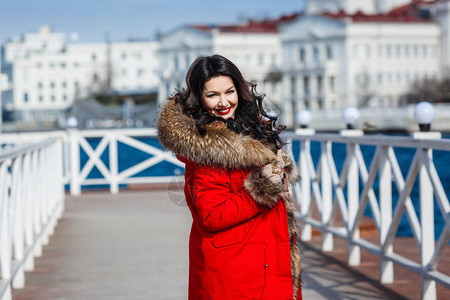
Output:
[343, 106, 360, 130]
[411, 101, 441, 140]
[295, 110, 315, 135]
[66, 116, 78, 129]
[413, 101, 435, 132]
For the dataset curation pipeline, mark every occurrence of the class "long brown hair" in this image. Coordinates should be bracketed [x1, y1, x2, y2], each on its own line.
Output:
[171, 54, 285, 148]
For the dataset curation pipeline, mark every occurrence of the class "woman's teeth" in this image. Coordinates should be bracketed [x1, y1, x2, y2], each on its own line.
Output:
[216, 107, 231, 115]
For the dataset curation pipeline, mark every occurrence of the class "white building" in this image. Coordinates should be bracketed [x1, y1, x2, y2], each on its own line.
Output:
[306, 0, 414, 15]
[157, 16, 299, 112]
[280, 0, 447, 127]
[1, 25, 159, 123]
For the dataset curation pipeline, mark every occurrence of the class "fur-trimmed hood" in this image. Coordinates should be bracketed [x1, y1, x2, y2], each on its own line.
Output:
[157, 99, 301, 298]
[157, 99, 279, 169]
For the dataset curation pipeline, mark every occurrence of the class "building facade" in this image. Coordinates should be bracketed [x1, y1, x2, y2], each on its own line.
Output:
[1, 25, 159, 123]
[280, 0, 447, 127]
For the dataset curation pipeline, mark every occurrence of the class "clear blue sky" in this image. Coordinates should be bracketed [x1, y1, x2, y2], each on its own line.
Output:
[0, 0, 305, 43]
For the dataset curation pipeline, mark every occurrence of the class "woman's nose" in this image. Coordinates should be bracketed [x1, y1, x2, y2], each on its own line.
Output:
[218, 95, 228, 106]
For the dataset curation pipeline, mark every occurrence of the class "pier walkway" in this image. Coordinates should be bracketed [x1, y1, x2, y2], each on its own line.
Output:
[11, 189, 418, 300]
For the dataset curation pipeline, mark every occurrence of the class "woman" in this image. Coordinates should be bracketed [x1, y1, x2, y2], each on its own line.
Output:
[157, 55, 302, 299]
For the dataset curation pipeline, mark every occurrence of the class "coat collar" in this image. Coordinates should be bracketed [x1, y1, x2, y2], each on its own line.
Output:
[157, 99, 277, 169]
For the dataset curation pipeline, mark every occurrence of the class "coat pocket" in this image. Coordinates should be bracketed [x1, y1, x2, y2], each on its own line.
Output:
[211, 225, 245, 248]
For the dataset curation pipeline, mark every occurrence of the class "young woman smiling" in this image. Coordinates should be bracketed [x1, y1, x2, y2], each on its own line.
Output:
[157, 54, 302, 300]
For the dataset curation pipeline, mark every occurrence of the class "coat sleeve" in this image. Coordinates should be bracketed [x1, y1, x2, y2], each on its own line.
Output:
[191, 165, 266, 232]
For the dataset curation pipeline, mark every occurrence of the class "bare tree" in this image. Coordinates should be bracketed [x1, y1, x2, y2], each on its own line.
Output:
[401, 70, 450, 104]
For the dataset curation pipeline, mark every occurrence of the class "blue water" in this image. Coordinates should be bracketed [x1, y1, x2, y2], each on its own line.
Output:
[76, 133, 449, 240]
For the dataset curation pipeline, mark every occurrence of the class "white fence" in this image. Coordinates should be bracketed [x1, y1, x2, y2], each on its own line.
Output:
[0, 128, 448, 299]
[0, 138, 64, 300]
[287, 129, 450, 300]
[67, 129, 184, 195]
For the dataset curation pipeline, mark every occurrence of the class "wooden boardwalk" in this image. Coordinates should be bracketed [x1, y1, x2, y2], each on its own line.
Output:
[10, 189, 448, 299]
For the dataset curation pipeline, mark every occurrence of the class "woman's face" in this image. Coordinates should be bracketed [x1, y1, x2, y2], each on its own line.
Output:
[201, 75, 238, 120]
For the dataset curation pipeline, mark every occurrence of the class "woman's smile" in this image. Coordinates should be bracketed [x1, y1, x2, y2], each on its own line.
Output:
[215, 106, 232, 115]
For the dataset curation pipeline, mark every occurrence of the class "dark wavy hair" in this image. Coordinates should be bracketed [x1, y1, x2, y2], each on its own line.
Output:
[171, 54, 285, 149]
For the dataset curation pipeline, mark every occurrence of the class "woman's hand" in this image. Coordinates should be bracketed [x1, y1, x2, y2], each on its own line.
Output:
[260, 149, 291, 184]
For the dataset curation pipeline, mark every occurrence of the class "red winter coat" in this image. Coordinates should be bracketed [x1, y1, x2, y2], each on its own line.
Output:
[157, 99, 302, 300]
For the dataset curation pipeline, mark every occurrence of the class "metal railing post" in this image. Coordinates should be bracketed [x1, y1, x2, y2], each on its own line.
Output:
[69, 130, 81, 196]
[321, 141, 333, 252]
[379, 146, 394, 283]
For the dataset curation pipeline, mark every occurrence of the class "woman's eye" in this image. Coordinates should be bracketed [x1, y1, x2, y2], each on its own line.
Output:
[207, 94, 216, 98]
[227, 90, 235, 94]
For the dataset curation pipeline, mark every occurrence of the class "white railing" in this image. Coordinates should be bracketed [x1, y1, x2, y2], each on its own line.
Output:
[0, 128, 448, 299]
[67, 129, 184, 195]
[0, 138, 64, 300]
[286, 129, 450, 300]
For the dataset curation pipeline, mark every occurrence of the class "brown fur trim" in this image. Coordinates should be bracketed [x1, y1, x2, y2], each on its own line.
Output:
[243, 169, 285, 208]
[157, 99, 277, 169]
[286, 203, 301, 298]
[285, 162, 301, 184]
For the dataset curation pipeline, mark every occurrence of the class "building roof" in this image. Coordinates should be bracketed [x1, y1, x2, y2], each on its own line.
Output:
[189, 13, 301, 33]
[322, 0, 438, 23]
[189, 0, 444, 35]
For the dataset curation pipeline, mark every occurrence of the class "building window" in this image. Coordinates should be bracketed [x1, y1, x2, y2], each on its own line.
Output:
[39, 95, 43, 102]
[423, 45, 428, 57]
[51, 95, 55, 102]
[397, 73, 402, 82]
[93, 74, 98, 82]
[122, 69, 127, 76]
[38, 82, 43, 89]
[174, 56, 179, 70]
[62, 81, 67, 88]
[303, 76, 310, 95]
[413, 45, 419, 57]
[396, 45, 401, 57]
[61, 62, 66, 68]
[74, 81, 79, 89]
[50, 82, 55, 89]
[245, 54, 251, 65]
[317, 76, 323, 94]
[122, 52, 127, 60]
[185, 54, 190, 68]
[49, 62, 55, 68]
[74, 61, 79, 68]
[37, 63, 42, 69]
[404, 45, 410, 57]
[313, 47, 320, 64]
[386, 45, 392, 57]
[290, 76, 296, 96]
[258, 53, 264, 66]
[405, 72, 410, 82]
[353, 44, 359, 57]
[329, 76, 335, 92]
[24, 92, 29, 103]
[377, 73, 383, 83]
[137, 69, 144, 77]
[63, 95, 67, 102]
[271, 53, 276, 66]
[326, 45, 333, 60]
[299, 48, 306, 63]
[365, 44, 371, 58]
